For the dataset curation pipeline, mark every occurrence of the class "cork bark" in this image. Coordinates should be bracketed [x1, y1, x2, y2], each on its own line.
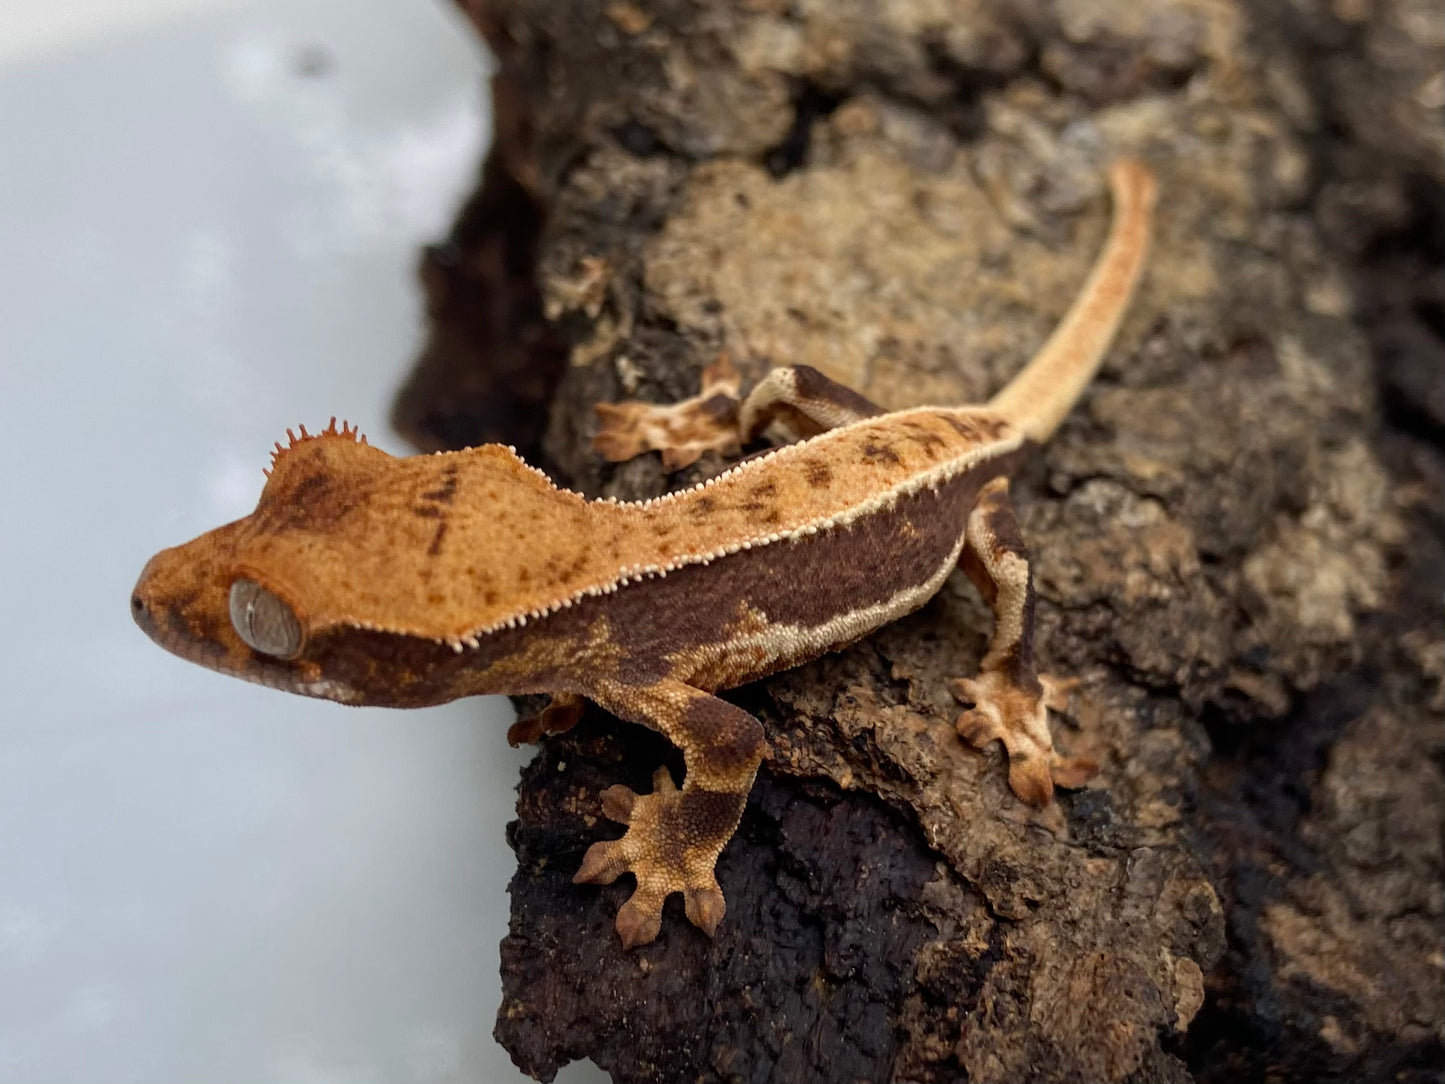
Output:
[399, 1, 1445, 1080]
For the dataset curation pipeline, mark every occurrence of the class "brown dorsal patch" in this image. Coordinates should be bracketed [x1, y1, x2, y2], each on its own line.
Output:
[802, 459, 833, 487]
[860, 439, 902, 465]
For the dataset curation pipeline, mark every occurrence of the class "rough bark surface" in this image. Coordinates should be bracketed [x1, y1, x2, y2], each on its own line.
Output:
[399, 1, 1444, 1081]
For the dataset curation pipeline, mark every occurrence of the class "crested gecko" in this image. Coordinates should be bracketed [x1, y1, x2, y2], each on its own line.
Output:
[133, 159, 1156, 949]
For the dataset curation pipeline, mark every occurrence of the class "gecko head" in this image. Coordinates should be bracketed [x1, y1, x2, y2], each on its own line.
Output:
[130, 518, 360, 702]
[131, 421, 560, 706]
[129, 422, 390, 703]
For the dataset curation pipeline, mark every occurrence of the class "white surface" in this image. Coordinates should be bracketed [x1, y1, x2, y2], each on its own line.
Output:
[0, 1, 606, 1081]
[0, 0, 241, 68]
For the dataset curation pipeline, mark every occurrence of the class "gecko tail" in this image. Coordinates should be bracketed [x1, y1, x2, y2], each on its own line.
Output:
[987, 158, 1158, 444]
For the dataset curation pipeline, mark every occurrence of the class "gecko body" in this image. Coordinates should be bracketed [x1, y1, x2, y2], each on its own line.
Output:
[133, 160, 1156, 948]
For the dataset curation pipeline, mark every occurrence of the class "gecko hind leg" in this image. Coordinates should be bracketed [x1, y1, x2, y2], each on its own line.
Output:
[573, 680, 765, 948]
[735, 363, 884, 442]
[594, 360, 883, 469]
[951, 477, 1096, 806]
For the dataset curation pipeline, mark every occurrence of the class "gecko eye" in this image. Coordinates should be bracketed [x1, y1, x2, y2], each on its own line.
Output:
[229, 577, 303, 659]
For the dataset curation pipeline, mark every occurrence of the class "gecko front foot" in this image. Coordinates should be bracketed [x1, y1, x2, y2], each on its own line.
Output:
[593, 355, 743, 470]
[952, 671, 1096, 806]
[574, 766, 737, 948]
[506, 692, 586, 747]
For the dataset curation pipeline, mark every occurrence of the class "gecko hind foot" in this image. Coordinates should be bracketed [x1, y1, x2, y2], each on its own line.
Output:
[593, 355, 743, 471]
[952, 671, 1097, 806]
[574, 766, 736, 948]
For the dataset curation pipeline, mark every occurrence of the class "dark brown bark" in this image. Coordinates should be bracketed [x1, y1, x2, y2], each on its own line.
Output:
[398, 0, 1444, 1080]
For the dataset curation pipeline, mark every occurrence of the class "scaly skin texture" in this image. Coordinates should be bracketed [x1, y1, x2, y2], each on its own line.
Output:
[132, 159, 1155, 948]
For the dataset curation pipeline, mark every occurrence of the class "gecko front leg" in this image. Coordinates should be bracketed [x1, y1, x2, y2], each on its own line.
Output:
[952, 476, 1096, 805]
[592, 355, 744, 469]
[574, 678, 766, 948]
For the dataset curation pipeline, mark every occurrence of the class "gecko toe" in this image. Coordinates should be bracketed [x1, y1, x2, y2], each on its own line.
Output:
[592, 403, 654, 463]
[650, 766, 678, 794]
[599, 784, 639, 824]
[574, 838, 628, 885]
[615, 888, 666, 950]
[954, 707, 1003, 749]
[506, 693, 586, 747]
[1007, 755, 1056, 807]
[1038, 673, 1081, 713]
[684, 884, 726, 938]
[953, 678, 1007, 748]
[660, 446, 703, 471]
[505, 716, 539, 747]
[1049, 754, 1098, 790]
[950, 677, 981, 704]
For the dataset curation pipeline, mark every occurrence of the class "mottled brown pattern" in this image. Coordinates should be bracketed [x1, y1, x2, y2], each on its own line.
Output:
[860, 439, 902, 465]
[419, 464, 460, 505]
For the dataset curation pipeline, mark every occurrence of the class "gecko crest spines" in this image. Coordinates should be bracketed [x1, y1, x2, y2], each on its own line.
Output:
[265, 417, 368, 477]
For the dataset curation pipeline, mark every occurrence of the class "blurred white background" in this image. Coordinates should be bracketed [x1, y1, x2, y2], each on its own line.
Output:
[0, 1, 606, 1080]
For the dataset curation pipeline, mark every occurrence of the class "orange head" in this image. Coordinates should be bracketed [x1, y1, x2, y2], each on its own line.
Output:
[130, 421, 607, 704]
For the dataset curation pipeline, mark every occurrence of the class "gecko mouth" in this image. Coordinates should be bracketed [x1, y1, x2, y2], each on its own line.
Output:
[131, 587, 275, 682]
[130, 576, 357, 702]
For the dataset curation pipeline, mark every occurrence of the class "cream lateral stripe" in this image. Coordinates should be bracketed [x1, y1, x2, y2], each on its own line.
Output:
[330, 412, 1024, 648]
[987, 158, 1157, 443]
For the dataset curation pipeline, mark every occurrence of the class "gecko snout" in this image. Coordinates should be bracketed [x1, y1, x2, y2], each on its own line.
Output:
[129, 552, 178, 650]
[129, 589, 152, 635]
[129, 539, 240, 664]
